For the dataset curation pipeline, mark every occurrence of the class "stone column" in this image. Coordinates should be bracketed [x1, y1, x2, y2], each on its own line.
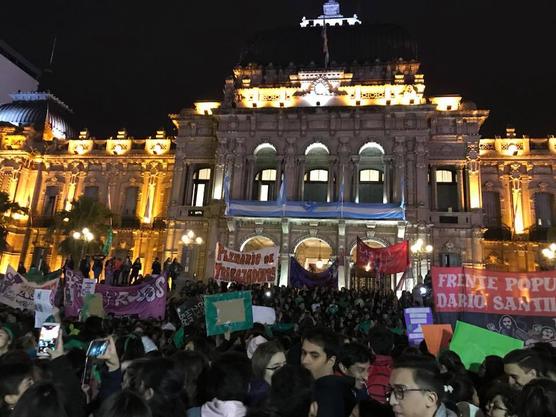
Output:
[184, 162, 195, 206]
[205, 216, 219, 281]
[297, 156, 306, 200]
[246, 156, 256, 200]
[327, 156, 337, 202]
[415, 137, 428, 211]
[430, 166, 438, 210]
[457, 165, 466, 212]
[170, 160, 185, 207]
[279, 218, 290, 286]
[212, 141, 227, 200]
[337, 220, 347, 289]
[351, 156, 360, 203]
[275, 155, 283, 199]
[392, 138, 405, 204]
[383, 158, 392, 204]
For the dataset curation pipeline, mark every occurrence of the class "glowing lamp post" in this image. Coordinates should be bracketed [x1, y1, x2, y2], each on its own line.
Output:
[181, 230, 203, 279]
[73, 227, 94, 260]
[542, 243, 556, 268]
[411, 239, 433, 280]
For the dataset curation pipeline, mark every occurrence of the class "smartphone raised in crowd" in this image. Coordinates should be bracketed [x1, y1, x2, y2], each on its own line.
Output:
[37, 322, 61, 358]
[86, 339, 109, 358]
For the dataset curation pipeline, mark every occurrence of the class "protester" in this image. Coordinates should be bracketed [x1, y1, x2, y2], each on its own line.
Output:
[503, 349, 546, 389]
[388, 355, 458, 417]
[10, 381, 69, 417]
[95, 390, 153, 417]
[249, 341, 286, 405]
[201, 352, 251, 417]
[367, 327, 395, 403]
[336, 342, 371, 400]
[515, 378, 556, 417]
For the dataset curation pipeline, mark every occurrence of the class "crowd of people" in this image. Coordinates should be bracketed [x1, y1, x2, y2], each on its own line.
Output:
[0, 268, 555, 417]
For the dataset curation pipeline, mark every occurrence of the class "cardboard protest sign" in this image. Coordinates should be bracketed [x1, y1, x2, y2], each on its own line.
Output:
[214, 243, 278, 284]
[404, 307, 433, 346]
[176, 296, 204, 327]
[0, 266, 58, 311]
[252, 305, 276, 325]
[34, 289, 54, 328]
[432, 267, 556, 344]
[421, 324, 453, 356]
[204, 291, 253, 336]
[81, 294, 105, 320]
[81, 279, 96, 297]
[64, 269, 166, 319]
[450, 321, 523, 371]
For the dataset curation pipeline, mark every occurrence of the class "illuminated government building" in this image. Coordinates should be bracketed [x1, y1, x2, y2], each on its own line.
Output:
[0, 1, 554, 287]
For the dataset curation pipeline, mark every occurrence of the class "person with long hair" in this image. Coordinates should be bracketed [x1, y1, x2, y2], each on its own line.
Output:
[10, 382, 68, 417]
[96, 390, 152, 417]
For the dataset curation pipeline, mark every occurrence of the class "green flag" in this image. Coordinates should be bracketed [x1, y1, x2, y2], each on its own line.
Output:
[450, 321, 523, 372]
[102, 228, 113, 256]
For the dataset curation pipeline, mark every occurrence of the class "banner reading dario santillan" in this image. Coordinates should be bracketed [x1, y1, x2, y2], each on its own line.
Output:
[214, 242, 278, 284]
[432, 267, 556, 346]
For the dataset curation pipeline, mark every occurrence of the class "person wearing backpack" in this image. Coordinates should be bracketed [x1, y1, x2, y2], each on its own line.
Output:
[367, 327, 395, 404]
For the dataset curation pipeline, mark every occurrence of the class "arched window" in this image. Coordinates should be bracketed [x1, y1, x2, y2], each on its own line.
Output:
[359, 169, 383, 203]
[435, 169, 458, 211]
[254, 169, 277, 201]
[303, 169, 328, 202]
[192, 168, 211, 207]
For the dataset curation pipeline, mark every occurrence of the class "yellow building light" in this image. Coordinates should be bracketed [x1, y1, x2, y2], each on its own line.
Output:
[68, 140, 93, 155]
[194, 101, 221, 115]
[106, 139, 131, 156]
[430, 96, 462, 111]
[146, 139, 171, 156]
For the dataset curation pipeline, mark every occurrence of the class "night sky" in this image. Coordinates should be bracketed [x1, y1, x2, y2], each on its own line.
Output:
[2, 0, 555, 138]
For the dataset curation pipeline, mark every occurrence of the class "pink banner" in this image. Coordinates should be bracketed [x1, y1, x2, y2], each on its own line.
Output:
[64, 269, 166, 319]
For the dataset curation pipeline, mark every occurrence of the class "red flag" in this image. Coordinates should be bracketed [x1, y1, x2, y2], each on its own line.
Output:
[356, 238, 409, 274]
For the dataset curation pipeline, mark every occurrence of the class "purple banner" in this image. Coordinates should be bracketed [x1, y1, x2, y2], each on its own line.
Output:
[64, 269, 166, 319]
[289, 257, 338, 288]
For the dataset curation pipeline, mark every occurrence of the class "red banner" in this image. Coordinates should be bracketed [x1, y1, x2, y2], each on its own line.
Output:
[432, 267, 556, 317]
[356, 238, 409, 274]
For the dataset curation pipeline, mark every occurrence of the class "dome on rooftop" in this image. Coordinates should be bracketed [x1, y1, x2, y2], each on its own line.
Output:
[0, 92, 76, 140]
[238, 23, 418, 67]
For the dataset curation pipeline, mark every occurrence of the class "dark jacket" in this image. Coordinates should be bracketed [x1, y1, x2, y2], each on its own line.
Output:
[314, 375, 356, 417]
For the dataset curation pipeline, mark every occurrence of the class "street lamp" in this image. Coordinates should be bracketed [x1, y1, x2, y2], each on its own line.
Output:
[411, 239, 433, 280]
[181, 230, 204, 278]
[542, 243, 556, 267]
[72, 227, 94, 260]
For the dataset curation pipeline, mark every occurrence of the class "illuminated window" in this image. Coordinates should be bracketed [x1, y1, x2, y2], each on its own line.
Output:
[305, 169, 328, 182]
[436, 170, 454, 183]
[122, 187, 139, 217]
[359, 169, 382, 183]
[254, 169, 277, 201]
[192, 168, 211, 207]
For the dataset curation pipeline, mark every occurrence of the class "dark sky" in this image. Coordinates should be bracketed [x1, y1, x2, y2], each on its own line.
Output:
[2, 0, 555, 138]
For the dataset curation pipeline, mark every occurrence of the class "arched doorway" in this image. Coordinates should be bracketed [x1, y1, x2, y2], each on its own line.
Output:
[240, 236, 276, 252]
[349, 239, 388, 290]
[294, 238, 333, 273]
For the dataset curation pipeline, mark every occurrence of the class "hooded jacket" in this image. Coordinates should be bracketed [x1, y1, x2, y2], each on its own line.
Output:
[201, 398, 247, 417]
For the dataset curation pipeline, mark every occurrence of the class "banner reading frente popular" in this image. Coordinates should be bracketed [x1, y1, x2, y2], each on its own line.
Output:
[214, 242, 278, 284]
[432, 267, 556, 317]
[0, 266, 59, 311]
[356, 238, 409, 274]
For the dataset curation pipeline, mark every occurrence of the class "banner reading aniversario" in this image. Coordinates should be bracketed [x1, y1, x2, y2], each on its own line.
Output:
[214, 243, 278, 284]
[432, 267, 556, 346]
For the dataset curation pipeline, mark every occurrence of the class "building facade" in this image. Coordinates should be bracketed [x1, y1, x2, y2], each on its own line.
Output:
[0, 2, 553, 286]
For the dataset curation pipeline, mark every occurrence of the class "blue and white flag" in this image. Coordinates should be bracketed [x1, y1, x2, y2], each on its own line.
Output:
[277, 173, 286, 206]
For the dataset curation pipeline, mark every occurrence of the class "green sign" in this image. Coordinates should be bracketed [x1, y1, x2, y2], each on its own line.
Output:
[204, 291, 253, 336]
[450, 321, 524, 372]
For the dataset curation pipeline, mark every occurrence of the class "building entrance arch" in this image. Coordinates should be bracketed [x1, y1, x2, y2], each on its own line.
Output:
[294, 237, 333, 272]
[240, 235, 276, 252]
[349, 238, 391, 290]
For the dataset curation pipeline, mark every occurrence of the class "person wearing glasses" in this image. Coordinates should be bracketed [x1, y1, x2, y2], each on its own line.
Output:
[482, 383, 517, 417]
[248, 341, 286, 406]
[388, 355, 457, 417]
